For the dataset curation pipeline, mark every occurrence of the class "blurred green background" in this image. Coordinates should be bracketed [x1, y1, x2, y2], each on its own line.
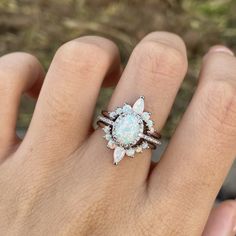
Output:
[0, 0, 236, 138]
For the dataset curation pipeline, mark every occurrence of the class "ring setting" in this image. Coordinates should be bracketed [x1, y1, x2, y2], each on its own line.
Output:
[97, 96, 161, 165]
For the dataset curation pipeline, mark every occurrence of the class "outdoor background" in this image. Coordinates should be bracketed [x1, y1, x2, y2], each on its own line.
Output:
[0, 0, 235, 200]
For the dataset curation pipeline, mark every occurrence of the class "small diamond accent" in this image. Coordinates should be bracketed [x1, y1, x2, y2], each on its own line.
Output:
[147, 120, 154, 128]
[104, 134, 111, 141]
[139, 133, 161, 145]
[142, 142, 149, 149]
[103, 126, 110, 133]
[136, 146, 143, 153]
[122, 104, 132, 113]
[107, 140, 116, 149]
[126, 148, 135, 157]
[109, 112, 117, 119]
[116, 107, 123, 114]
[148, 127, 155, 133]
[98, 116, 114, 126]
[142, 112, 150, 121]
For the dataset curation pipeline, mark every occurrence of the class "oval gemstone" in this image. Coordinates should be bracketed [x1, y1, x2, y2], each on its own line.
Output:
[113, 114, 143, 146]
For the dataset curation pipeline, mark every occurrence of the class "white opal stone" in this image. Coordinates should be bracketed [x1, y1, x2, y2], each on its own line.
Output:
[113, 114, 143, 146]
[147, 119, 154, 128]
[126, 148, 135, 157]
[133, 97, 144, 114]
[142, 112, 150, 121]
[114, 147, 125, 164]
[116, 107, 123, 114]
[123, 104, 132, 113]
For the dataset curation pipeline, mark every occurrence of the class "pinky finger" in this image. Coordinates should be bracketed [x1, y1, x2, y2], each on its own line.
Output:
[202, 200, 236, 236]
[0, 53, 44, 161]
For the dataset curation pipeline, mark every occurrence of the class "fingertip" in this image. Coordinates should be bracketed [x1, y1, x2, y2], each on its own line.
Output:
[207, 45, 235, 56]
[202, 200, 236, 236]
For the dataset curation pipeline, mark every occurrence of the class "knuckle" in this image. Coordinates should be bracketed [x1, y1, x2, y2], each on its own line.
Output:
[43, 91, 73, 126]
[0, 52, 39, 91]
[14, 52, 39, 65]
[203, 52, 236, 80]
[55, 39, 113, 73]
[145, 31, 186, 51]
[200, 80, 236, 136]
[133, 40, 187, 79]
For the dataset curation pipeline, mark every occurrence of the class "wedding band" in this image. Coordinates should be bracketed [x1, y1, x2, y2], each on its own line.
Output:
[97, 96, 161, 165]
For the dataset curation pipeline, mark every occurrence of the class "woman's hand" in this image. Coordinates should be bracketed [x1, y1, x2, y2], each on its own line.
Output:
[0, 32, 236, 236]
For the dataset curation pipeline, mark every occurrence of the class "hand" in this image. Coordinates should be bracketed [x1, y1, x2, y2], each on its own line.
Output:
[0, 32, 235, 236]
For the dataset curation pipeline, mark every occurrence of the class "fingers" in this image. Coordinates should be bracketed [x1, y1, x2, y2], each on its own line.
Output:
[149, 46, 236, 234]
[22, 36, 121, 158]
[89, 32, 187, 186]
[0, 53, 44, 160]
[202, 201, 236, 236]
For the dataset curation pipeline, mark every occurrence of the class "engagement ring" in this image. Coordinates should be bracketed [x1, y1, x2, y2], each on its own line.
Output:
[97, 96, 161, 165]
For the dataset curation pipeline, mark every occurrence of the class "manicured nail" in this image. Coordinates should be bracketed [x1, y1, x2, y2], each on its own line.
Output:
[208, 45, 235, 56]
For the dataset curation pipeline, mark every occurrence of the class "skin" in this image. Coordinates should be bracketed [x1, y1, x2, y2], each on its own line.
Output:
[0, 32, 235, 235]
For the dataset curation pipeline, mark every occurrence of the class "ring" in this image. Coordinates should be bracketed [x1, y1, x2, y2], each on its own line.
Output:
[97, 96, 161, 165]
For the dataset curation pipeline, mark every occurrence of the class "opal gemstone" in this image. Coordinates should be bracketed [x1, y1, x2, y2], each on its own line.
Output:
[113, 114, 143, 146]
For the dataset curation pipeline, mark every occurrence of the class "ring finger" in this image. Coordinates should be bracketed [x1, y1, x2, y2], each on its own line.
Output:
[89, 32, 188, 187]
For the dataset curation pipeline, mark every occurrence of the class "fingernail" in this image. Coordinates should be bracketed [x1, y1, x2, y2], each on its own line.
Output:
[208, 45, 235, 56]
